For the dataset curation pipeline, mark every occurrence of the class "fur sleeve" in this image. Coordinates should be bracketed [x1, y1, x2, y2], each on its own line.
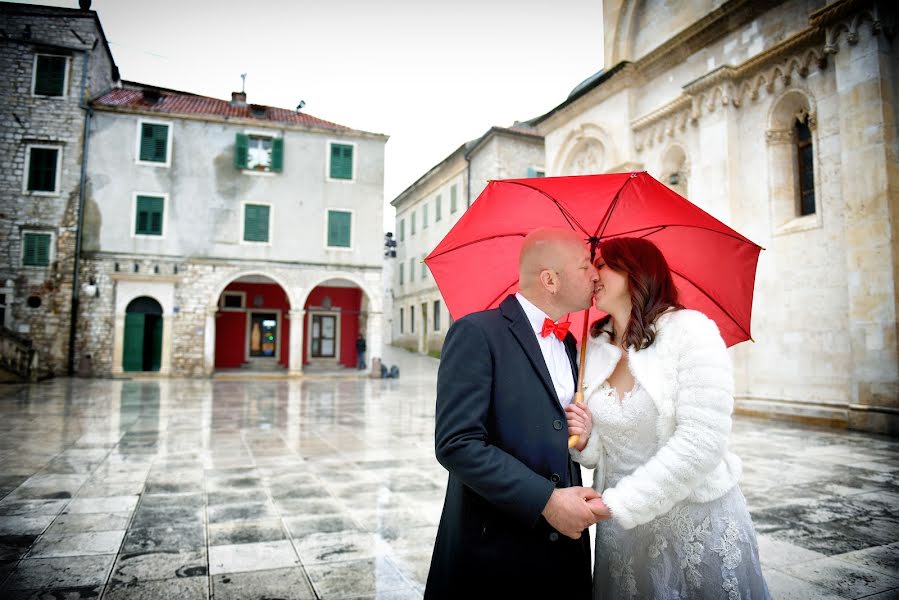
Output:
[601, 311, 735, 529]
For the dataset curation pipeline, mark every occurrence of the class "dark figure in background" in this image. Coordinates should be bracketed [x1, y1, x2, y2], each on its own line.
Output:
[355, 333, 367, 370]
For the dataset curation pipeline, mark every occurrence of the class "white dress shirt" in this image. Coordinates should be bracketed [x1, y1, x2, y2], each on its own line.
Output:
[515, 293, 575, 407]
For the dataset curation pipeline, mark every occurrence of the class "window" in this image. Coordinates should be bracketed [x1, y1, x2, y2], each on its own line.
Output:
[235, 133, 283, 172]
[435, 195, 442, 221]
[399, 262, 405, 285]
[433, 300, 441, 331]
[410, 305, 415, 333]
[400, 307, 404, 334]
[399, 219, 405, 242]
[0, 291, 7, 329]
[409, 258, 415, 282]
[411, 210, 416, 235]
[421, 255, 427, 279]
[138, 121, 171, 165]
[33, 54, 67, 97]
[422, 203, 429, 229]
[329, 142, 354, 180]
[220, 292, 246, 311]
[22, 232, 52, 267]
[450, 184, 458, 213]
[243, 204, 270, 242]
[135, 195, 164, 236]
[796, 116, 815, 216]
[527, 167, 546, 178]
[327, 209, 352, 248]
[25, 146, 60, 193]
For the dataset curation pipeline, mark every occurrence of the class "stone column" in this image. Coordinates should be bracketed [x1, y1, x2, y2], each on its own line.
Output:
[111, 313, 125, 376]
[832, 25, 898, 434]
[203, 306, 217, 376]
[159, 314, 174, 375]
[288, 309, 304, 376]
[367, 311, 383, 378]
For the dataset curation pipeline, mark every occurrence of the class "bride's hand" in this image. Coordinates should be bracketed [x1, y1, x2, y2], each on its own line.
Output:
[565, 402, 592, 451]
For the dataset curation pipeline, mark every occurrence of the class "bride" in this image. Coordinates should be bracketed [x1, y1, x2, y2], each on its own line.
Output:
[565, 237, 771, 599]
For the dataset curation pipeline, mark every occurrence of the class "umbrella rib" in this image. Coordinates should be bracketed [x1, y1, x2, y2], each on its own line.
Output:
[670, 266, 752, 341]
[603, 223, 763, 248]
[592, 175, 636, 240]
[500, 180, 590, 236]
[426, 232, 527, 261]
[484, 279, 520, 311]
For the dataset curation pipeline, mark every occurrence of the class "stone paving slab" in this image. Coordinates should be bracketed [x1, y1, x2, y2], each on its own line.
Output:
[0, 345, 896, 598]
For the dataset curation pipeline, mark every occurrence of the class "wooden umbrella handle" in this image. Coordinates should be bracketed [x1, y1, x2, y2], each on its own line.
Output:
[567, 309, 591, 449]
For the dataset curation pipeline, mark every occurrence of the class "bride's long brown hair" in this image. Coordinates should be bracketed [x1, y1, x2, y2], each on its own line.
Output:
[590, 237, 683, 350]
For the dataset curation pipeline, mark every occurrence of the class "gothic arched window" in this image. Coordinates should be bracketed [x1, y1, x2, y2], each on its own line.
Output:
[795, 115, 815, 216]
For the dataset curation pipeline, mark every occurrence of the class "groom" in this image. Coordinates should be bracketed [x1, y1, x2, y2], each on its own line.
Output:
[425, 228, 609, 599]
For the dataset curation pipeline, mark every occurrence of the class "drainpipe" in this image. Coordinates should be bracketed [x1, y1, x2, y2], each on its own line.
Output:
[464, 152, 472, 209]
[66, 48, 91, 375]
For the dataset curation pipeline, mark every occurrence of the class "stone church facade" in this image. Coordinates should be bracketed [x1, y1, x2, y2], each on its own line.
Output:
[534, 0, 897, 433]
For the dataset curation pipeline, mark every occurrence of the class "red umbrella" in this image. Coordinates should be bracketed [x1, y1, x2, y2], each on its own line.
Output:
[424, 172, 763, 447]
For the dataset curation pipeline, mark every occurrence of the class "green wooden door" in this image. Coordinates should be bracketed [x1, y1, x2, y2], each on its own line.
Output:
[123, 313, 145, 372]
[150, 316, 162, 371]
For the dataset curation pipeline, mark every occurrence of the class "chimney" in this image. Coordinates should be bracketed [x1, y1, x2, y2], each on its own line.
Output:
[231, 91, 247, 106]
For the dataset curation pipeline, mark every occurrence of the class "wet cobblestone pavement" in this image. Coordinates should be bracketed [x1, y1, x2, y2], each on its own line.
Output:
[0, 346, 896, 599]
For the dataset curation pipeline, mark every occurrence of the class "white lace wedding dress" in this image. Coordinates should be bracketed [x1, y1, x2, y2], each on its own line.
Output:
[592, 381, 771, 600]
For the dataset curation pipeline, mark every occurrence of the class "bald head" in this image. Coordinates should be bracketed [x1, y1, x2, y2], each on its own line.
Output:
[519, 228, 584, 283]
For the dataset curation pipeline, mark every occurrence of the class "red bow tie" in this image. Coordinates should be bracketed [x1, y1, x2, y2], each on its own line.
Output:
[541, 318, 571, 340]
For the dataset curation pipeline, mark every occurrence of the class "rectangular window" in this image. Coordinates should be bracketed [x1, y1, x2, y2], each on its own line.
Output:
[22, 232, 52, 267]
[410, 305, 415, 333]
[235, 133, 283, 172]
[411, 210, 416, 235]
[26, 147, 60, 193]
[327, 209, 352, 248]
[422, 203, 429, 229]
[450, 184, 458, 213]
[139, 122, 170, 164]
[796, 118, 815, 216]
[243, 204, 270, 242]
[527, 167, 546, 178]
[135, 195, 164, 236]
[33, 55, 67, 97]
[220, 292, 246, 310]
[329, 143, 354, 180]
[421, 255, 427, 279]
[399, 219, 405, 241]
[433, 300, 441, 331]
[399, 262, 405, 285]
[409, 258, 415, 282]
[400, 307, 404, 334]
[435, 195, 442, 221]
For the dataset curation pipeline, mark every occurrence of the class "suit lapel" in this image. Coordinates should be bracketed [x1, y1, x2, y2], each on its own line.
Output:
[564, 335, 579, 391]
[500, 296, 562, 413]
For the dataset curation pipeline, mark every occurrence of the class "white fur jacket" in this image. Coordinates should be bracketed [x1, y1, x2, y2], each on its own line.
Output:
[570, 308, 743, 530]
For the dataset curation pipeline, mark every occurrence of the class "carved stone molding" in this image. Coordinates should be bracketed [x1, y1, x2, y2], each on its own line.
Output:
[765, 129, 795, 145]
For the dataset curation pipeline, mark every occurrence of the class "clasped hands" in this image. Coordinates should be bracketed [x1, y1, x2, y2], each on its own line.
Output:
[542, 486, 611, 539]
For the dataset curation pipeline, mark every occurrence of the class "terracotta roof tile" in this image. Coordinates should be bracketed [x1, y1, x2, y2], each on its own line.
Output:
[93, 87, 352, 132]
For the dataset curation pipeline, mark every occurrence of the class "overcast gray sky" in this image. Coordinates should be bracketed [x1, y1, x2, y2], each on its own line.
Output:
[19, 0, 604, 230]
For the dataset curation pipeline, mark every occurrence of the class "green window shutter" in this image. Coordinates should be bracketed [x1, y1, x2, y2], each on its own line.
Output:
[140, 123, 169, 162]
[27, 148, 58, 192]
[451, 185, 457, 213]
[271, 138, 284, 172]
[34, 55, 66, 96]
[244, 204, 270, 242]
[330, 143, 353, 179]
[327, 210, 352, 247]
[23, 233, 51, 266]
[234, 133, 249, 169]
[136, 196, 164, 235]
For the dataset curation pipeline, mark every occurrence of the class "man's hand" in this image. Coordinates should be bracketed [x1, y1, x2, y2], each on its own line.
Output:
[542, 486, 603, 539]
[565, 402, 592, 452]
[586, 496, 611, 522]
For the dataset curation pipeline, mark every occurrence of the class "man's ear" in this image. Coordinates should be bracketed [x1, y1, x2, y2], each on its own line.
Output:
[539, 269, 557, 294]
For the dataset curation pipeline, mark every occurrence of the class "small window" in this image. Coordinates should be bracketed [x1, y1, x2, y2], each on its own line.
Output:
[795, 116, 815, 216]
[421, 256, 427, 279]
[409, 258, 415, 282]
[399, 219, 405, 242]
[243, 204, 270, 243]
[329, 143, 354, 180]
[235, 133, 283, 172]
[26, 146, 60, 193]
[220, 292, 245, 310]
[327, 210, 352, 248]
[33, 55, 67, 97]
[139, 122, 170, 164]
[450, 184, 458, 213]
[527, 167, 546, 178]
[22, 232, 52, 267]
[400, 307, 404, 334]
[434, 300, 441, 331]
[410, 305, 415, 333]
[435, 195, 442, 221]
[399, 262, 404, 285]
[411, 210, 416, 235]
[422, 203, 429, 229]
[135, 195, 164, 236]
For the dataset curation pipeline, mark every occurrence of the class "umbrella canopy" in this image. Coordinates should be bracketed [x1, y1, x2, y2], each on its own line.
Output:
[424, 171, 762, 347]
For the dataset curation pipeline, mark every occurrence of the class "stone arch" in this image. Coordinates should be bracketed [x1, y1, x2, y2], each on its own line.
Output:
[659, 143, 690, 198]
[553, 123, 618, 176]
[208, 269, 296, 312]
[298, 273, 379, 314]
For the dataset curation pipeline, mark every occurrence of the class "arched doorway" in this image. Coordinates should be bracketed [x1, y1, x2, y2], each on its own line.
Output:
[214, 275, 291, 371]
[123, 296, 163, 372]
[303, 278, 371, 369]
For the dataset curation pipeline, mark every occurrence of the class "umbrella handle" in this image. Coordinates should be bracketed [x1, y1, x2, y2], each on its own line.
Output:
[567, 309, 591, 449]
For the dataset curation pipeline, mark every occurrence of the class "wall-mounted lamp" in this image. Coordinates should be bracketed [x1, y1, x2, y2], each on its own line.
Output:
[83, 276, 99, 298]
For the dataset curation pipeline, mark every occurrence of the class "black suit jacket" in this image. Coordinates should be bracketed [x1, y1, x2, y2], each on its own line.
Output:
[424, 295, 592, 599]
